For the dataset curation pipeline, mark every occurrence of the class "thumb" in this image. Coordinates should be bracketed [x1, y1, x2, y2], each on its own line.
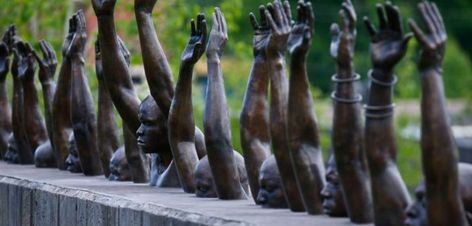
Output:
[402, 33, 413, 50]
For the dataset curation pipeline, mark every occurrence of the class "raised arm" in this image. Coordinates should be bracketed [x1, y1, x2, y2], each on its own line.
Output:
[92, 0, 141, 133]
[329, 0, 372, 222]
[0, 26, 14, 157]
[135, 0, 174, 116]
[363, 2, 412, 225]
[409, 2, 467, 225]
[240, 6, 271, 204]
[52, 16, 75, 170]
[204, 9, 245, 200]
[168, 14, 206, 193]
[287, 1, 326, 215]
[34, 40, 58, 150]
[67, 11, 103, 176]
[11, 41, 34, 164]
[264, 0, 305, 211]
[19, 43, 48, 153]
[95, 40, 119, 177]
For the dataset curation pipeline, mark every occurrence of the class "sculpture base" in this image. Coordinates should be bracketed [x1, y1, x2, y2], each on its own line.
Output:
[0, 162, 368, 226]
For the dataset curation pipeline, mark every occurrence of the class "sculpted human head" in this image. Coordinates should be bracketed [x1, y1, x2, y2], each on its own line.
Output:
[108, 147, 131, 181]
[4, 133, 19, 163]
[65, 133, 82, 173]
[320, 155, 347, 217]
[404, 181, 427, 226]
[34, 141, 56, 168]
[194, 151, 249, 198]
[256, 156, 288, 208]
[136, 96, 169, 154]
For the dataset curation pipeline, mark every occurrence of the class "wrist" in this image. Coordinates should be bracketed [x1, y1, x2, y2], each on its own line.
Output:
[419, 65, 442, 75]
[372, 67, 394, 79]
[70, 54, 86, 64]
[336, 67, 354, 79]
[206, 52, 221, 63]
[266, 48, 285, 59]
[135, 8, 152, 16]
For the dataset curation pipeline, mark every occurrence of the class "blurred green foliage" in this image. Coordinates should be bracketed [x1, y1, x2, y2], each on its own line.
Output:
[0, 0, 471, 189]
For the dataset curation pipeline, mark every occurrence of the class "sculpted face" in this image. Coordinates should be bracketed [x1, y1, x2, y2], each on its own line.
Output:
[320, 156, 347, 217]
[65, 133, 82, 173]
[136, 96, 168, 155]
[256, 156, 288, 208]
[404, 182, 427, 226]
[108, 147, 131, 181]
[34, 141, 57, 168]
[4, 133, 19, 163]
[194, 151, 249, 198]
[194, 156, 217, 198]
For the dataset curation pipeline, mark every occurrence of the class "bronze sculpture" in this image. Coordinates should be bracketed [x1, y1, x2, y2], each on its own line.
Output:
[363, 2, 413, 225]
[287, 0, 326, 215]
[168, 12, 207, 193]
[263, 0, 305, 211]
[95, 40, 119, 177]
[407, 1, 468, 225]
[257, 155, 288, 208]
[109, 147, 132, 181]
[52, 14, 76, 170]
[204, 8, 249, 200]
[66, 10, 104, 176]
[330, 0, 373, 222]
[32, 40, 58, 168]
[11, 41, 34, 164]
[194, 151, 248, 198]
[65, 133, 82, 173]
[320, 155, 347, 217]
[240, 5, 272, 204]
[4, 134, 18, 163]
[92, 0, 156, 183]
[0, 26, 14, 159]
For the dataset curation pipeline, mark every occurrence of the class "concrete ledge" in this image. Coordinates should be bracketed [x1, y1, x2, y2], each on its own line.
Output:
[0, 162, 368, 226]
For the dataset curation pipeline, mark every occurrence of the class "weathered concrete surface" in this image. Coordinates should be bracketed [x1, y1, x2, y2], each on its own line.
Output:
[0, 162, 371, 226]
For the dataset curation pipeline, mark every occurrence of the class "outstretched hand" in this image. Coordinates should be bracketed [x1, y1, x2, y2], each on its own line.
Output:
[249, 6, 271, 57]
[65, 10, 87, 58]
[207, 8, 228, 60]
[265, 0, 292, 57]
[0, 25, 16, 77]
[134, 0, 157, 14]
[330, 0, 356, 67]
[408, 1, 446, 72]
[288, 0, 314, 57]
[364, 2, 412, 73]
[34, 40, 57, 83]
[181, 14, 207, 65]
[92, 0, 117, 16]
[12, 41, 36, 80]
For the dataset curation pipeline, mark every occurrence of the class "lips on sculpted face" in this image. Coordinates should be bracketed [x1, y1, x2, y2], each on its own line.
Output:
[136, 96, 169, 154]
[108, 147, 132, 181]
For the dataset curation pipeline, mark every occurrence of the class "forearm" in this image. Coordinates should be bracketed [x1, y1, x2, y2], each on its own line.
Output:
[135, 11, 174, 116]
[168, 63, 198, 192]
[22, 78, 48, 148]
[70, 57, 102, 175]
[288, 56, 320, 145]
[12, 79, 33, 163]
[204, 59, 244, 199]
[97, 83, 120, 151]
[0, 80, 11, 132]
[421, 69, 465, 222]
[240, 57, 271, 201]
[41, 81, 56, 140]
[97, 16, 141, 132]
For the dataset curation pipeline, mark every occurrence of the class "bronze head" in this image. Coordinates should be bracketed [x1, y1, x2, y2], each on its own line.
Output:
[194, 151, 248, 198]
[65, 132, 82, 173]
[108, 147, 131, 181]
[34, 141, 56, 168]
[4, 133, 19, 163]
[256, 155, 288, 208]
[320, 155, 348, 217]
